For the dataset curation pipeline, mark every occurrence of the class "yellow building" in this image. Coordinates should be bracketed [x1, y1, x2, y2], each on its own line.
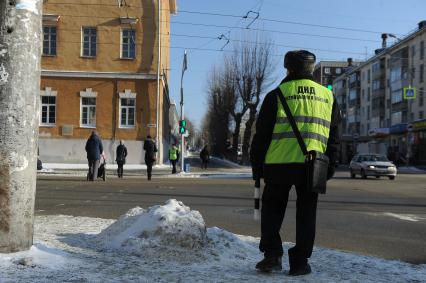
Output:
[39, 0, 177, 164]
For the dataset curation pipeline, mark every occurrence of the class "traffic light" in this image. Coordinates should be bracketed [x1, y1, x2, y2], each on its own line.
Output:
[179, 120, 187, 134]
[327, 84, 333, 91]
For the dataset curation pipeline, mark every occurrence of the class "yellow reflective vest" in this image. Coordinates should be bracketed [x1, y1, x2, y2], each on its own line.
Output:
[265, 79, 334, 164]
[169, 147, 179, 161]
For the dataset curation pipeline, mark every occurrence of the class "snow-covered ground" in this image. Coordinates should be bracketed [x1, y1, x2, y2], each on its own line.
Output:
[1, 200, 425, 282]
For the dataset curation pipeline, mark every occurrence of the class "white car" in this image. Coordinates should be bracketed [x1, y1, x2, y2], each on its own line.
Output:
[349, 154, 397, 180]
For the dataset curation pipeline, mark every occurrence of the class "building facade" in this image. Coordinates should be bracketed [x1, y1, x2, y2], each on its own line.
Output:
[334, 21, 426, 165]
[313, 60, 355, 88]
[39, 0, 177, 164]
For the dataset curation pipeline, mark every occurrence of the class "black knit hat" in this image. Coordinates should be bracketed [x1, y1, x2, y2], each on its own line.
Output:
[284, 50, 316, 74]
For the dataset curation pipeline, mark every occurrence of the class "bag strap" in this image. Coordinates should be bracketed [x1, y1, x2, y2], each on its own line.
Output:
[276, 90, 308, 156]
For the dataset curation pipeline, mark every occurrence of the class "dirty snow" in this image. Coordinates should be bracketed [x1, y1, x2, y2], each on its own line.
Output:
[1, 200, 425, 282]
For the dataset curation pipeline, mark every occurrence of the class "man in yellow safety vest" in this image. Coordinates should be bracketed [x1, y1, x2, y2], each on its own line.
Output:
[169, 143, 180, 174]
[250, 50, 341, 276]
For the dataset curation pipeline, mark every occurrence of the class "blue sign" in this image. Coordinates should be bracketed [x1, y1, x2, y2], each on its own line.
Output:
[403, 88, 416, 100]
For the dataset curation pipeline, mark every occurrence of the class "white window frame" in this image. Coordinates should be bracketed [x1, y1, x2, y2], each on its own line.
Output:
[40, 87, 57, 127]
[324, 67, 330, 74]
[121, 29, 136, 59]
[81, 26, 97, 57]
[43, 26, 57, 56]
[80, 88, 97, 128]
[119, 89, 136, 128]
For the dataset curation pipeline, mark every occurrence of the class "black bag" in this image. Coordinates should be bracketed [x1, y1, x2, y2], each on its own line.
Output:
[277, 92, 329, 194]
[37, 158, 43, 170]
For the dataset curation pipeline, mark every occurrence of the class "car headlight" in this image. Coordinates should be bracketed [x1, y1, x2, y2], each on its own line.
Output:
[368, 165, 375, 169]
[388, 166, 395, 170]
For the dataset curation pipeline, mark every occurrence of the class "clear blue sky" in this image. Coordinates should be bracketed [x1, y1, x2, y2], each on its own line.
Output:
[168, 0, 426, 129]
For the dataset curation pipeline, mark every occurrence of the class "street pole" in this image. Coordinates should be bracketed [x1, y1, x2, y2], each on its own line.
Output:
[0, 0, 42, 252]
[180, 51, 187, 172]
[155, 0, 162, 164]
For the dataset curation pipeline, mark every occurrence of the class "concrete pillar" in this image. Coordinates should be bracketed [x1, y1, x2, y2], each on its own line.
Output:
[0, 0, 42, 252]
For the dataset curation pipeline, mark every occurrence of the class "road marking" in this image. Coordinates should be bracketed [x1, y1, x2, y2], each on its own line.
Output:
[382, 213, 426, 222]
[55, 204, 65, 207]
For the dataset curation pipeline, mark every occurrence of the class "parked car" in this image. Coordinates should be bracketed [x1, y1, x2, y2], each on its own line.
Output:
[349, 154, 397, 180]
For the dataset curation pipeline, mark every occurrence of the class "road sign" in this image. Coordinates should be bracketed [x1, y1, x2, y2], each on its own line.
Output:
[403, 87, 416, 100]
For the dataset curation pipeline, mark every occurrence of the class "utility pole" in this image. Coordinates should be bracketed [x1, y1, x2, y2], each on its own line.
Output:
[180, 51, 187, 172]
[0, 0, 42, 252]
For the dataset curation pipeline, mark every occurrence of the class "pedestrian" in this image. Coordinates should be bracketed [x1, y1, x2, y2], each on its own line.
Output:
[168, 143, 180, 174]
[143, 135, 157, 180]
[200, 145, 210, 169]
[85, 131, 104, 181]
[116, 140, 128, 178]
[250, 50, 341, 276]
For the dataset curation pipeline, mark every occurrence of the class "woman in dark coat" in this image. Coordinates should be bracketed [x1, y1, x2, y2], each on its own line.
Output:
[116, 140, 128, 178]
[143, 135, 157, 180]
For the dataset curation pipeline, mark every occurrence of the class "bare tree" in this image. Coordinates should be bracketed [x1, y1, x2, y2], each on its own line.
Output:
[0, 1, 42, 252]
[203, 67, 232, 157]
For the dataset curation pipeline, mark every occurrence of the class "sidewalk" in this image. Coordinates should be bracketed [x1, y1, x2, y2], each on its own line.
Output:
[38, 163, 252, 178]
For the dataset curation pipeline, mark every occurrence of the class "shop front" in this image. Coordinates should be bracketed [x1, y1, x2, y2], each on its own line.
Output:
[409, 119, 426, 165]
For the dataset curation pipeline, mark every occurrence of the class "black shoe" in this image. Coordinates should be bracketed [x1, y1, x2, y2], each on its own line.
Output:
[288, 263, 311, 276]
[255, 257, 282, 273]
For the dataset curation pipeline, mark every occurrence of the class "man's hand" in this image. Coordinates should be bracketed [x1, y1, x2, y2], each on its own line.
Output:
[252, 163, 263, 180]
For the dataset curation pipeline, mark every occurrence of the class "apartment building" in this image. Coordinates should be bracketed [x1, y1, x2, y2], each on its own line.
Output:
[313, 59, 355, 88]
[334, 21, 426, 165]
[39, 0, 177, 164]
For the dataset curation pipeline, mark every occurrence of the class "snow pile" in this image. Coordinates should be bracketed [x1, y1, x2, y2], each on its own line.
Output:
[98, 199, 207, 254]
[0, 242, 72, 270]
[1, 201, 426, 282]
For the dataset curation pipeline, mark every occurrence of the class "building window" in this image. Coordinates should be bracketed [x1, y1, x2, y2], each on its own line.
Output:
[420, 64, 424, 83]
[43, 26, 57, 56]
[81, 97, 96, 127]
[421, 41, 424, 60]
[324, 67, 330, 74]
[367, 107, 370, 120]
[420, 111, 424, 120]
[372, 79, 381, 91]
[411, 67, 416, 79]
[362, 89, 365, 100]
[419, 88, 424, 107]
[335, 68, 341, 75]
[367, 87, 370, 101]
[121, 29, 136, 59]
[411, 45, 415, 58]
[40, 96, 56, 125]
[120, 98, 136, 127]
[391, 89, 403, 104]
[391, 111, 402, 125]
[367, 69, 371, 83]
[82, 27, 97, 57]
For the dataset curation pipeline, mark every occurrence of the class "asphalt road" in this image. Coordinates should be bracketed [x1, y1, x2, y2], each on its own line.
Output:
[35, 170, 426, 264]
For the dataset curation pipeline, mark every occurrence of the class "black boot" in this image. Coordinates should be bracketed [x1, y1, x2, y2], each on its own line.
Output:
[255, 256, 282, 273]
[288, 248, 311, 276]
[289, 263, 311, 276]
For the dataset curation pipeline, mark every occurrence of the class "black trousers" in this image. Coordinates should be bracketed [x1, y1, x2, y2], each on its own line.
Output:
[146, 163, 153, 180]
[171, 160, 177, 173]
[117, 161, 124, 177]
[259, 183, 318, 264]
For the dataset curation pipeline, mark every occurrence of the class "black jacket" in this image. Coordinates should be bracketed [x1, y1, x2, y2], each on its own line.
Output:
[143, 138, 157, 164]
[116, 144, 128, 163]
[200, 148, 210, 161]
[250, 73, 341, 184]
[85, 133, 103, 161]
